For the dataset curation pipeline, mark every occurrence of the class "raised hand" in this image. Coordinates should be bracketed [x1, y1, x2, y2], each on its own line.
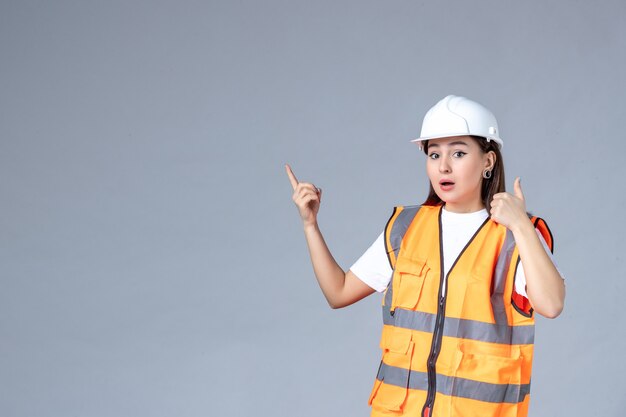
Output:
[489, 177, 528, 230]
[285, 163, 322, 226]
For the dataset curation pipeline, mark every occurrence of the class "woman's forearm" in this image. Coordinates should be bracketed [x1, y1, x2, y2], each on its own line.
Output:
[302, 222, 346, 308]
[511, 218, 566, 318]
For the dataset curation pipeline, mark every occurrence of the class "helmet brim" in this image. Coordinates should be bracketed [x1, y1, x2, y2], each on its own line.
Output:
[410, 134, 503, 150]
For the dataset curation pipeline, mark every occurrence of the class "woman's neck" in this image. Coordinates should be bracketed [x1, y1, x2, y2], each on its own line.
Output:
[443, 201, 486, 214]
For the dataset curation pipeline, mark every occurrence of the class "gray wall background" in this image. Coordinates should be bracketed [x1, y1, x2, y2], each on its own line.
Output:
[2, 1, 625, 416]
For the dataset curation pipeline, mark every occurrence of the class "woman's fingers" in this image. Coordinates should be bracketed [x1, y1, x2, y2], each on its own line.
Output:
[513, 177, 524, 201]
[294, 190, 320, 206]
[286, 163, 322, 224]
[292, 181, 321, 208]
[285, 164, 299, 190]
[285, 164, 321, 195]
[489, 178, 528, 230]
[294, 182, 319, 199]
[301, 192, 319, 204]
[295, 186, 313, 200]
[491, 192, 510, 200]
[294, 181, 320, 199]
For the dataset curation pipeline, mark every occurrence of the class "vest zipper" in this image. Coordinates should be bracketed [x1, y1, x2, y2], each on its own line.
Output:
[421, 287, 447, 417]
[421, 206, 489, 417]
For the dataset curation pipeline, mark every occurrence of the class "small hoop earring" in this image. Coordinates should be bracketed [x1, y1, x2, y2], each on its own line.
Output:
[483, 169, 492, 179]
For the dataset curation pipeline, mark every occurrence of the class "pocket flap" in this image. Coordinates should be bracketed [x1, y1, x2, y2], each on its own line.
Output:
[459, 340, 522, 359]
[380, 326, 412, 354]
[392, 255, 430, 311]
[395, 254, 429, 276]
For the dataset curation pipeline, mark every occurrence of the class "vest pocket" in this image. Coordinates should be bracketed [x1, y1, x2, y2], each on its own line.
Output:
[448, 343, 523, 417]
[367, 374, 383, 406]
[392, 255, 430, 311]
[369, 328, 415, 412]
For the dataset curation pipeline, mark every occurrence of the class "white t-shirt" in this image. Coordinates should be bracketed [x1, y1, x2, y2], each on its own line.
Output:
[349, 207, 562, 299]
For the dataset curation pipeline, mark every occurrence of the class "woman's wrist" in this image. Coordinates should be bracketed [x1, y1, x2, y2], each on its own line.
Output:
[303, 220, 319, 233]
[510, 215, 534, 236]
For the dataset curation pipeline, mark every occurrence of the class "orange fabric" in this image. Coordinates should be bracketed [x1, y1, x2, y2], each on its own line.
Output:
[368, 204, 553, 417]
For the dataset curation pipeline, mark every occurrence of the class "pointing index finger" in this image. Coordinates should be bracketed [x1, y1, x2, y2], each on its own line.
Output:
[285, 164, 299, 190]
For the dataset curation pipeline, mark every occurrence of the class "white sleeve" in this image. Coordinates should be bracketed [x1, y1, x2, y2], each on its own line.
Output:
[514, 228, 565, 298]
[349, 231, 393, 293]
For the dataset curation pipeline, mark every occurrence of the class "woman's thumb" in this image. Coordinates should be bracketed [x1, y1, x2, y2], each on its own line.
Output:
[514, 177, 524, 201]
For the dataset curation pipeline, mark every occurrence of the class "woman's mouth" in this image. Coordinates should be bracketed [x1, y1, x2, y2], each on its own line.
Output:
[439, 180, 455, 191]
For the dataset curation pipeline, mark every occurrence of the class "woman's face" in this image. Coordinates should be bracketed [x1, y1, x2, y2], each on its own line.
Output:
[425, 135, 495, 212]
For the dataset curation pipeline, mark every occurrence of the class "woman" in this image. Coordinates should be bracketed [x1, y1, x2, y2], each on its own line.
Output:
[285, 95, 565, 417]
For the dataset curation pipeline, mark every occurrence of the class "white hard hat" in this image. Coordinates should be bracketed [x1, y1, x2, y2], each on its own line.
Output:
[410, 95, 503, 151]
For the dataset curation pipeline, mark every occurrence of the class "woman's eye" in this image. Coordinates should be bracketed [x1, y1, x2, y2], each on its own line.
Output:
[429, 153, 439, 159]
[453, 151, 466, 158]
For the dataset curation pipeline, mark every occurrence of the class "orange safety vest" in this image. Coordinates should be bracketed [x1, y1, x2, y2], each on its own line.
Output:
[367, 204, 553, 417]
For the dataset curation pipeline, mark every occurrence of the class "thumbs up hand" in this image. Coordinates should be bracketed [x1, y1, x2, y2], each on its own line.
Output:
[285, 163, 322, 227]
[489, 177, 528, 230]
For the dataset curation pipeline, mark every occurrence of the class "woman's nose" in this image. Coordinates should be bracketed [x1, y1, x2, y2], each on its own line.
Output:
[438, 156, 451, 173]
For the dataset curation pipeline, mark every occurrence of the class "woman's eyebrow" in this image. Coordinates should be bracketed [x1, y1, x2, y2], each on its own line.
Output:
[428, 141, 469, 149]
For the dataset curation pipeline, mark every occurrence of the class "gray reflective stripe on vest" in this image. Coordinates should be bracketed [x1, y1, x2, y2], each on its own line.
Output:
[491, 229, 516, 327]
[382, 304, 534, 345]
[377, 362, 530, 404]
[386, 205, 422, 261]
[383, 205, 421, 309]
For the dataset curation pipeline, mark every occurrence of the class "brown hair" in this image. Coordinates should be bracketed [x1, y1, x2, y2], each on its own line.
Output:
[421, 135, 505, 213]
